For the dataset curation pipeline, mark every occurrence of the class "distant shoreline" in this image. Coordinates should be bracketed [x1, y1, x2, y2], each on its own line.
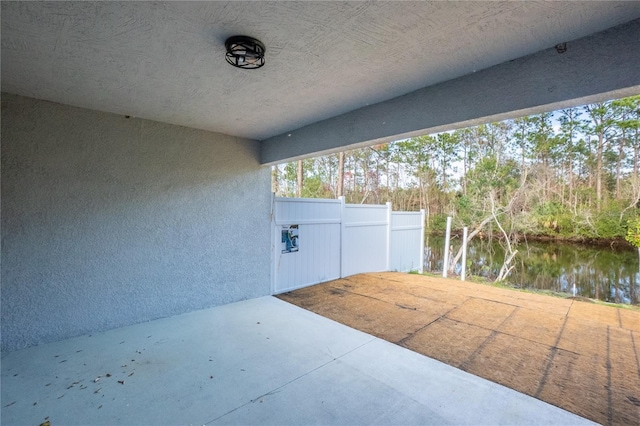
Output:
[427, 231, 633, 249]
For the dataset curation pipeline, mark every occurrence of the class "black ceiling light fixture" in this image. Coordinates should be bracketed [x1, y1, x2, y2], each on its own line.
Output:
[225, 35, 265, 69]
[555, 42, 568, 54]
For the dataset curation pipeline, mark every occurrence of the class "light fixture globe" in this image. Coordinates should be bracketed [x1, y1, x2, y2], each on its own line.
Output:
[225, 36, 265, 69]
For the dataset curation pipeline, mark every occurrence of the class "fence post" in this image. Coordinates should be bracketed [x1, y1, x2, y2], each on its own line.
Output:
[461, 226, 468, 281]
[339, 196, 346, 278]
[270, 192, 276, 294]
[442, 216, 452, 278]
[419, 209, 425, 273]
[386, 202, 392, 271]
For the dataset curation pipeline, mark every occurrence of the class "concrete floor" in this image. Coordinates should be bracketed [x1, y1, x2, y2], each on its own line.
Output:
[1, 296, 594, 425]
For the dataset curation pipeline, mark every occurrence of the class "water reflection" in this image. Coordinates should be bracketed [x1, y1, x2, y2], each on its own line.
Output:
[424, 235, 640, 305]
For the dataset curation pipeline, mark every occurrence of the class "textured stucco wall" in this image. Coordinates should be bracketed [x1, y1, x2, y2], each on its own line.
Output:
[1, 93, 272, 352]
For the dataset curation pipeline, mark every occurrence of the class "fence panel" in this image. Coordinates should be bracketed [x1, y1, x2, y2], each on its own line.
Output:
[390, 211, 425, 272]
[272, 196, 424, 293]
[272, 198, 341, 294]
[341, 203, 390, 277]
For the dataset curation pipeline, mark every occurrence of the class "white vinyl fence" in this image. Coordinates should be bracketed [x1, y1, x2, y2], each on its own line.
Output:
[272, 195, 424, 294]
[390, 211, 426, 274]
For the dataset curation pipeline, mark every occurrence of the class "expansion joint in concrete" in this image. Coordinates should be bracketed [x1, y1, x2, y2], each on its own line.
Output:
[204, 337, 376, 425]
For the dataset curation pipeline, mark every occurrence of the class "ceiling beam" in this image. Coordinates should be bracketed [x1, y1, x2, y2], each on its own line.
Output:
[260, 19, 640, 165]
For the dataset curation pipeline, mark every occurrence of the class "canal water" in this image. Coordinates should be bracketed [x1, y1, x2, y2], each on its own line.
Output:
[424, 235, 640, 305]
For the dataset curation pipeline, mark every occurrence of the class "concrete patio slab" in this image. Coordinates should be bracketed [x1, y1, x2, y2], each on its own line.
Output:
[2, 296, 594, 425]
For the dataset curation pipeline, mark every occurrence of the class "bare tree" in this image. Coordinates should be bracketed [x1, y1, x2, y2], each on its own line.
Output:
[337, 151, 344, 197]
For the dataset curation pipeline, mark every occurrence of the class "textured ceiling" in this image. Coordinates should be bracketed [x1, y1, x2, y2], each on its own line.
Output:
[2, 1, 640, 140]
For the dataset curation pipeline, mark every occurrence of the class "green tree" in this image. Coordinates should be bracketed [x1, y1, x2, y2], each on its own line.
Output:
[432, 132, 460, 191]
[625, 215, 640, 268]
[456, 127, 482, 195]
[557, 107, 586, 208]
[585, 102, 617, 208]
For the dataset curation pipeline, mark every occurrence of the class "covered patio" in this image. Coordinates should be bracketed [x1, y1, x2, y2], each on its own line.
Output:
[2, 2, 640, 424]
[1, 296, 593, 425]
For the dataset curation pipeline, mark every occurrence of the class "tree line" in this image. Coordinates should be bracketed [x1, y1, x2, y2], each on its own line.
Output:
[273, 95, 640, 241]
